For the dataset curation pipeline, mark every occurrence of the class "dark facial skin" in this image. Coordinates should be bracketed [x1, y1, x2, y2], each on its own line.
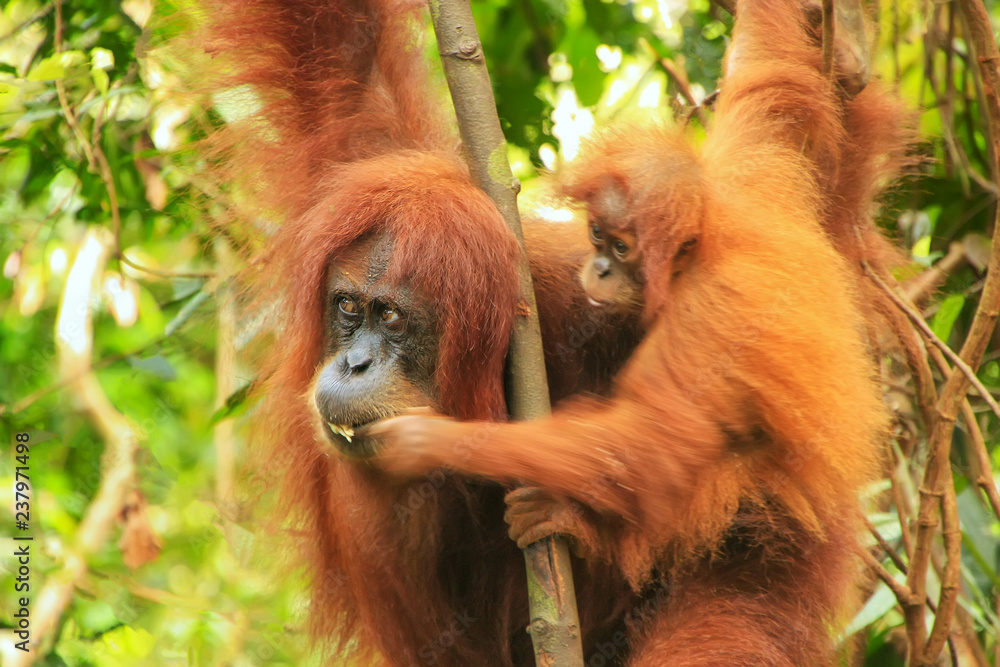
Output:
[312, 234, 439, 458]
[580, 184, 644, 312]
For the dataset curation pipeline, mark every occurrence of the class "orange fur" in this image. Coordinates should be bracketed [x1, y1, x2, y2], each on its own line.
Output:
[526, 218, 645, 403]
[377, 1, 896, 663]
[184, 0, 637, 663]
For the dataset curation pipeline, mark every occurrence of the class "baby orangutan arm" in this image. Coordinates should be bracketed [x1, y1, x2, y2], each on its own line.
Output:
[369, 342, 731, 534]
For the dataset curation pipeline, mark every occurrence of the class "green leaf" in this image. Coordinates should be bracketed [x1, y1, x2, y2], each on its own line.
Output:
[0, 81, 21, 112]
[92, 68, 109, 95]
[0, 144, 30, 190]
[128, 354, 177, 380]
[90, 47, 115, 71]
[26, 54, 66, 81]
[209, 381, 256, 425]
[982, 361, 1000, 386]
[930, 293, 965, 342]
[844, 582, 899, 637]
[911, 235, 931, 258]
[564, 28, 603, 106]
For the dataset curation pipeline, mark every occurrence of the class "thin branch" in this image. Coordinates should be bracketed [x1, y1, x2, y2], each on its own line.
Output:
[863, 263, 1000, 421]
[956, 1, 999, 183]
[93, 145, 121, 240]
[213, 240, 238, 513]
[682, 89, 720, 124]
[639, 40, 708, 126]
[889, 454, 914, 557]
[866, 516, 908, 572]
[53, 11, 96, 170]
[961, 399, 1000, 519]
[119, 253, 215, 279]
[926, 345, 1000, 521]
[861, 521, 962, 667]
[427, 0, 583, 663]
[712, 0, 736, 15]
[884, 295, 940, 440]
[858, 544, 961, 667]
[821, 0, 836, 78]
[859, 546, 915, 604]
[925, 479, 962, 661]
[902, 241, 968, 303]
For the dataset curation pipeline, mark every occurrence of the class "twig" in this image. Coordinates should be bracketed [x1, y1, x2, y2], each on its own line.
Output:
[880, 291, 940, 439]
[863, 264, 1000, 421]
[926, 345, 1000, 521]
[956, 1, 999, 183]
[119, 253, 215, 279]
[889, 451, 914, 557]
[683, 89, 720, 124]
[712, 0, 736, 15]
[995, 594, 1000, 667]
[821, 0, 836, 78]
[902, 241, 968, 303]
[426, 0, 583, 663]
[961, 399, 1000, 518]
[93, 146, 122, 240]
[213, 240, 238, 513]
[861, 523, 962, 667]
[925, 5, 990, 197]
[52, 0, 95, 171]
[639, 40, 708, 126]
[859, 546, 914, 604]
[866, 516, 908, 572]
[925, 478, 962, 661]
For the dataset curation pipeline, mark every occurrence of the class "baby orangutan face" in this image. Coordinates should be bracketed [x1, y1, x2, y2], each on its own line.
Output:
[579, 183, 644, 313]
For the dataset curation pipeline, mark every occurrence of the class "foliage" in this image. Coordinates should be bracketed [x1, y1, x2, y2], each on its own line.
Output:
[0, 0, 997, 664]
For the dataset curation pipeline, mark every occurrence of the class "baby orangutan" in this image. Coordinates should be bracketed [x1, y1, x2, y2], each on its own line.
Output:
[369, 0, 888, 662]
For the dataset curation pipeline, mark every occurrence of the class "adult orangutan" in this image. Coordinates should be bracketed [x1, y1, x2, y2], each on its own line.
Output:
[186, 0, 639, 664]
[372, 0, 895, 663]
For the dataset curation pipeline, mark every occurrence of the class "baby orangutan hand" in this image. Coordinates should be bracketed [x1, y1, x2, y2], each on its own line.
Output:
[363, 408, 479, 478]
[504, 487, 600, 559]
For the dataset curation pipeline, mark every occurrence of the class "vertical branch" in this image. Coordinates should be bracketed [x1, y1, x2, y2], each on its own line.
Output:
[213, 240, 238, 515]
[427, 0, 550, 421]
[426, 0, 584, 664]
[821, 0, 837, 77]
[925, 479, 962, 660]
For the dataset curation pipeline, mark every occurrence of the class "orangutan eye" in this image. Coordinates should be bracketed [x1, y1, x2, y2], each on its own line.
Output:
[612, 239, 629, 257]
[381, 306, 406, 330]
[590, 224, 604, 243]
[338, 296, 359, 316]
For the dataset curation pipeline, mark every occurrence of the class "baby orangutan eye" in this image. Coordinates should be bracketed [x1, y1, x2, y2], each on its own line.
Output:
[590, 224, 604, 243]
[612, 239, 629, 257]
